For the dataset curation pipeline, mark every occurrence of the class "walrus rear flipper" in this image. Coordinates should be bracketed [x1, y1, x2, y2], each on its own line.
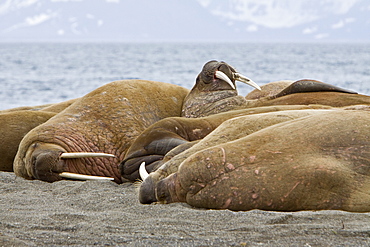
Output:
[274, 79, 358, 99]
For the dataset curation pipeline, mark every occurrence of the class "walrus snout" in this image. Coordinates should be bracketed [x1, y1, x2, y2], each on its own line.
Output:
[199, 60, 261, 91]
[27, 142, 117, 182]
[32, 151, 65, 182]
[139, 175, 158, 204]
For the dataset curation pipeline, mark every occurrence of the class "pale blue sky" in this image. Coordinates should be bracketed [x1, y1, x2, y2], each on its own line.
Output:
[0, 0, 369, 42]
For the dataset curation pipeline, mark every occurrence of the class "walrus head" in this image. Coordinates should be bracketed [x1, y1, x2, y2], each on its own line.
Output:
[195, 60, 260, 92]
[181, 60, 261, 118]
[138, 162, 186, 204]
[16, 142, 115, 182]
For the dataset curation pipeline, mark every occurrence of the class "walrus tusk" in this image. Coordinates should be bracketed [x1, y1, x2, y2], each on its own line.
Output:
[234, 72, 261, 91]
[139, 162, 150, 181]
[59, 172, 115, 181]
[60, 152, 115, 159]
[215, 71, 235, 90]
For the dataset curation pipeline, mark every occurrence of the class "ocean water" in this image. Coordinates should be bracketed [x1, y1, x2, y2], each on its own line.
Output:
[0, 42, 369, 110]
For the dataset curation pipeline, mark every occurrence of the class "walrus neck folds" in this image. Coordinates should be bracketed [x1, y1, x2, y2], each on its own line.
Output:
[181, 90, 247, 118]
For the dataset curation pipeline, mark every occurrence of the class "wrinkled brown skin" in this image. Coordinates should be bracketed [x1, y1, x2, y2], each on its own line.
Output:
[138, 106, 333, 203]
[155, 110, 370, 212]
[181, 60, 248, 118]
[13, 80, 189, 183]
[122, 105, 332, 182]
[123, 106, 327, 181]
[0, 110, 56, 172]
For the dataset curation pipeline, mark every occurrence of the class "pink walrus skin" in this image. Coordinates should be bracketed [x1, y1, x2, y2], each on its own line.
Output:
[154, 110, 370, 212]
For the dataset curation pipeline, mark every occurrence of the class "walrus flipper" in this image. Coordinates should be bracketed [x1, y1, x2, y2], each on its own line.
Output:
[274, 79, 358, 99]
[121, 137, 188, 181]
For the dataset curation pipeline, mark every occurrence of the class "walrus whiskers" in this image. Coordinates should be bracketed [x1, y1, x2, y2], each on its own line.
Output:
[60, 152, 115, 159]
[233, 72, 261, 91]
[59, 172, 114, 181]
[139, 162, 150, 181]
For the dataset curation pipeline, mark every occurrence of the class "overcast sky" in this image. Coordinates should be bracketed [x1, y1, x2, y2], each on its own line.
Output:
[0, 0, 369, 42]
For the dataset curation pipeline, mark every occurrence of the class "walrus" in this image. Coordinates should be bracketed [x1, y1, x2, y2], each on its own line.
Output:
[134, 107, 335, 203]
[245, 79, 369, 108]
[181, 60, 261, 118]
[121, 105, 332, 181]
[0, 110, 56, 172]
[145, 109, 370, 212]
[13, 80, 189, 183]
[121, 77, 369, 181]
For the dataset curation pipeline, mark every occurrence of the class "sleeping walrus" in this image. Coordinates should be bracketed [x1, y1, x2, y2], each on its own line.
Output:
[13, 80, 189, 183]
[139, 109, 370, 212]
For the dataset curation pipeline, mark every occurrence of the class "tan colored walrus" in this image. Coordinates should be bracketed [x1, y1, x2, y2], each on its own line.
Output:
[149, 109, 370, 212]
[134, 106, 333, 203]
[121, 105, 332, 181]
[122, 77, 370, 182]
[13, 80, 189, 183]
[245, 79, 370, 108]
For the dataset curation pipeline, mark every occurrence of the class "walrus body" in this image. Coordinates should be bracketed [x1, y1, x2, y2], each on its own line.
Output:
[13, 80, 189, 183]
[122, 105, 332, 182]
[122, 78, 370, 182]
[136, 107, 333, 203]
[245, 80, 294, 100]
[153, 110, 370, 212]
[245, 79, 368, 108]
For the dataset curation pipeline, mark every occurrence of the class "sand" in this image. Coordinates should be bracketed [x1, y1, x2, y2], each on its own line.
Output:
[0, 171, 369, 246]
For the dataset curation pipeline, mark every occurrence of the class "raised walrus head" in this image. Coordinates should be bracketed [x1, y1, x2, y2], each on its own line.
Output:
[181, 60, 261, 118]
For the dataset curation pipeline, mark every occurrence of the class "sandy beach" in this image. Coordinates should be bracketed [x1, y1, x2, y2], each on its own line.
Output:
[0, 171, 369, 246]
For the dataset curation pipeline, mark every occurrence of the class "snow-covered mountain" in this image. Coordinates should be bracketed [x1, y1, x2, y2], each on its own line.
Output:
[0, 0, 369, 42]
